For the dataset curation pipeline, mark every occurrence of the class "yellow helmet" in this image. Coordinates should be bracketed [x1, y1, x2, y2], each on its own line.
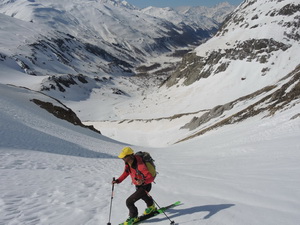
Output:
[118, 147, 134, 159]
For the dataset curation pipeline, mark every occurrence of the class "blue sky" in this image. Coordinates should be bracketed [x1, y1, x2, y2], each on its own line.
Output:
[125, 0, 244, 8]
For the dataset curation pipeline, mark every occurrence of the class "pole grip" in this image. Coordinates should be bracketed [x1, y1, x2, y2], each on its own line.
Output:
[112, 177, 115, 192]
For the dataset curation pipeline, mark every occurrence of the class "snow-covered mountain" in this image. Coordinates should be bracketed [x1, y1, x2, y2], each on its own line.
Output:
[165, 0, 300, 88]
[1, 1, 300, 224]
[177, 2, 237, 25]
[0, 0, 233, 81]
[1, 0, 298, 147]
[143, 2, 236, 30]
[87, 0, 300, 146]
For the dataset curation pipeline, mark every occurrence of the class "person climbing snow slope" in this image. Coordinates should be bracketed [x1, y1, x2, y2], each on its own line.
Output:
[112, 147, 157, 225]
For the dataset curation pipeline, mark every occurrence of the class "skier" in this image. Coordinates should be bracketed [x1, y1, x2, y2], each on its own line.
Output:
[112, 147, 157, 225]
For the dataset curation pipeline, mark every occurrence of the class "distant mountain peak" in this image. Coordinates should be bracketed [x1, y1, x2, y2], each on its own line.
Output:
[143, 2, 236, 29]
[99, 0, 137, 10]
[215, 1, 233, 7]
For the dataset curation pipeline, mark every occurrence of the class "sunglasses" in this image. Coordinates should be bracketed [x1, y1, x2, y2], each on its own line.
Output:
[122, 155, 132, 162]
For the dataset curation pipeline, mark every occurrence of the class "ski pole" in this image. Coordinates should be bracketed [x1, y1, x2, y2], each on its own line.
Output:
[107, 177, 115, 225]
[143, 189, 175, 225]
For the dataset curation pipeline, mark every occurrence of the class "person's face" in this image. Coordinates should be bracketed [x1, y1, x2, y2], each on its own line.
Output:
[123, 155, 134, 164]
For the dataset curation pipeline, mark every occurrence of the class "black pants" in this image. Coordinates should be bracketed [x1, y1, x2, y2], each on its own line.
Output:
[126, 183, 154, 218]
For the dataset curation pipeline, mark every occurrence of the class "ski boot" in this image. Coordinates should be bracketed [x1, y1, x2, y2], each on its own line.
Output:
[123, 216, 139, 225]
[143, 204, 157, 215]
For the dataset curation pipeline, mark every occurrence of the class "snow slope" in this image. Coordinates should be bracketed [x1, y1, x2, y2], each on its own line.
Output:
[1, 83, 300, 225]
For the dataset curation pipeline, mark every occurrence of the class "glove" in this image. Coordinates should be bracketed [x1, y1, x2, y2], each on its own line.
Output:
[112, 178, 119, 184]
[135, 179, 145, 186]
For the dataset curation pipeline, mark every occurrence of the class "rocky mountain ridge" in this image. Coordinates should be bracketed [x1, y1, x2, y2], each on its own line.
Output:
[158, 0, 300, 143]
[164, 0, 300, 88]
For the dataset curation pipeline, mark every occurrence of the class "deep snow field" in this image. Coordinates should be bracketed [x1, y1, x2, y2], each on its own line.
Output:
[1, 82, 300, 225]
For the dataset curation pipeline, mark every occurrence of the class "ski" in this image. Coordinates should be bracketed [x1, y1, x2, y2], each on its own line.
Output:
[137, 201, 181, 224]
[119, 201, 181, 225]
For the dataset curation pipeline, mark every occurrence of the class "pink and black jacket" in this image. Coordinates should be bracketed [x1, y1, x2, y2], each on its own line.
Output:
[116, 155, 154, 186]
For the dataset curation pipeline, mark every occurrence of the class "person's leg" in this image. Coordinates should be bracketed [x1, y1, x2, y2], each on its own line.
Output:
[140, 183, 154, 207]
[126, 186, 149, 217]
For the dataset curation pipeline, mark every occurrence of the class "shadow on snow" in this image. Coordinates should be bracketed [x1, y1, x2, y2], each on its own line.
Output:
[0, 113, 115, 159]
[147, 203, 235, 224]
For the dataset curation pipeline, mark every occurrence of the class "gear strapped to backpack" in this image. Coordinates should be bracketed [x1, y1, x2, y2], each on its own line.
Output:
[135, 151, 157, 179]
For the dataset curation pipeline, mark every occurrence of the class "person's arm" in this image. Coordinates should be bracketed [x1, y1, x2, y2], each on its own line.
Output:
[114, 164, 130, 184]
